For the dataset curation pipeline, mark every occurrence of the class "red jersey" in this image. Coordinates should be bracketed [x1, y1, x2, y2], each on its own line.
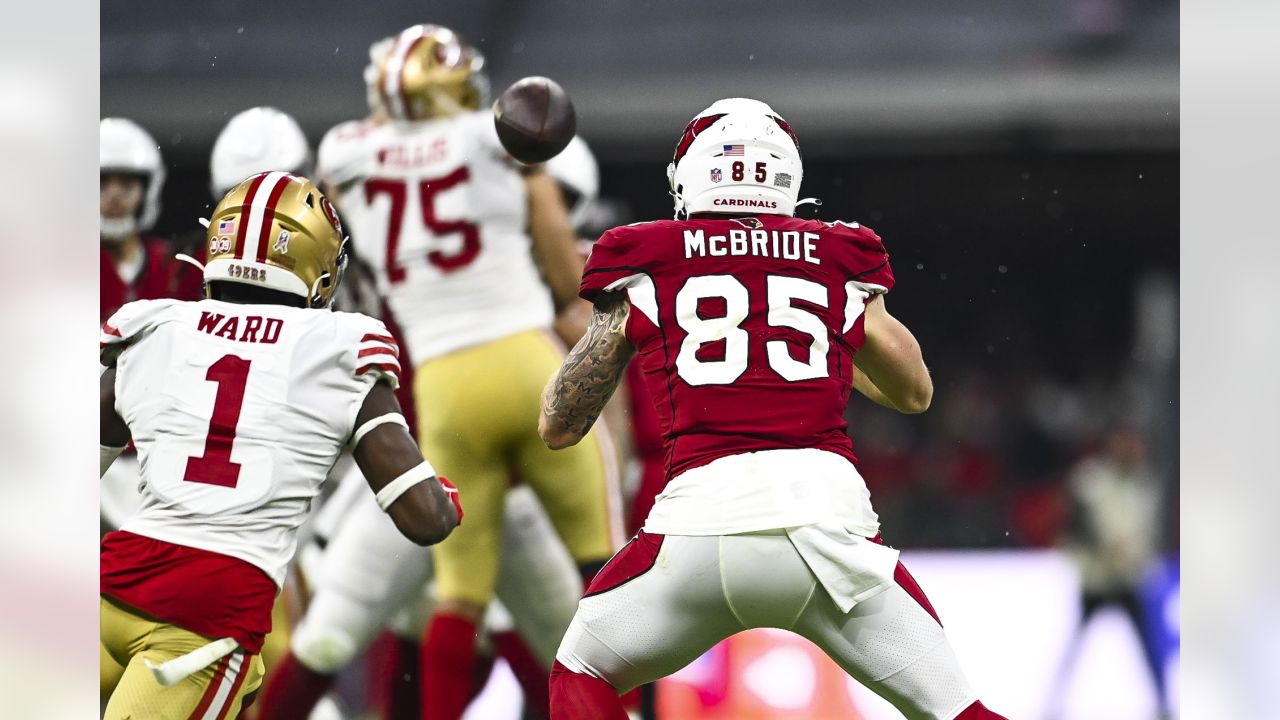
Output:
[580, 215, 894, 481]
[100, 237, 193, 322]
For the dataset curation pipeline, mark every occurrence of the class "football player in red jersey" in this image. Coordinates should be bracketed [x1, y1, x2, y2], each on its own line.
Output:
[540, 98, 1009, 720]
[100, 118, 188, 320]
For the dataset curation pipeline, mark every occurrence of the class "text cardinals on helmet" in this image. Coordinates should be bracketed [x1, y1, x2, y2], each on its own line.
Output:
[667, 98, 803, 219]
[100, 118, 165, 240]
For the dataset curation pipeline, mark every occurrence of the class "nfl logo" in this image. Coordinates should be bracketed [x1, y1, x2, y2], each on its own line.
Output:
[710, 168, 723, 183]
[274, 230, 290, 254]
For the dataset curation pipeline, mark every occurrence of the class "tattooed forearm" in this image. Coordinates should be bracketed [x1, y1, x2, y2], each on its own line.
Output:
[539, 293, 636, 448]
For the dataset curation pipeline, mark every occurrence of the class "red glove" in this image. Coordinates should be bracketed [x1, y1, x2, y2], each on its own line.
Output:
[438, 475, 463, 525]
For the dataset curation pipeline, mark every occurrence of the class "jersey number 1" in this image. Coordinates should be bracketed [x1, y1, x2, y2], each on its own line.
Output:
[183, 354, 251, 489]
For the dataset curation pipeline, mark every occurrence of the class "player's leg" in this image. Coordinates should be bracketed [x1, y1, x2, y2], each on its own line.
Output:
[382, 581, 437, 719]
[100, 641, 126, 705]
[551, 533, 742, 718]
[793, 560, 1007, 720]
[1119, 589, 1170, 715]
[101, 597, 264, 720]
[414, 344, 515, 720]
[513, 330, 624, 582]
[493, 485, 583, 664]
[257, 492, 433, 719]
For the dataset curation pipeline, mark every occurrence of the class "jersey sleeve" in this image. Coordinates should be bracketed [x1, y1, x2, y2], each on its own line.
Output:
[831, 221, 895, 294]
[100, 299, 181, 367]
[347, 314, 402, 390]
[317, 121, 374, 190]
[580, 225, 651, 302]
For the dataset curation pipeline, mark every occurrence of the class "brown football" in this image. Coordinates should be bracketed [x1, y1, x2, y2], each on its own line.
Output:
[493, 76, 577, 164]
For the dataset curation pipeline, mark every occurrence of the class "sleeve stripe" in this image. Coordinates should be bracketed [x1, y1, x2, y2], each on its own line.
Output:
[357, 353, 400, 371]
[357, 345, 399, 359]
[360, 333, 398, 347]
[357, 362, 400, 377]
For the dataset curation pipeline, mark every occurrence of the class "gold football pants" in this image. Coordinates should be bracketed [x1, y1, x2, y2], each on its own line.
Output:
[416, 329, 622, 607]
[100, 596, 264, 720]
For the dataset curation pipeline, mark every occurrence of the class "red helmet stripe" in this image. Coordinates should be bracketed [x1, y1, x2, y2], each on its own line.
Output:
[672, 113, 726, 166]
[770, 115, 801, 157]
[254, 176, 292, 263]
[397, 35, 429, 119]
[232, 173, 268, 259]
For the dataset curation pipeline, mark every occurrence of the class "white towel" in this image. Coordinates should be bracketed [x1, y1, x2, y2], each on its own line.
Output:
[144, 637, 239, 686]
[786, 522, 899, 613]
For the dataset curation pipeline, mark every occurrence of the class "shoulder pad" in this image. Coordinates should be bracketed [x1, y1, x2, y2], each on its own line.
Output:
[100, 299, 182, 366]
[317, 121, 375, 189]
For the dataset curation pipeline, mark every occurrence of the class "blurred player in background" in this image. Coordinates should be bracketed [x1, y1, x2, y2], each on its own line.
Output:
[168, 106, 317, 303]
[99, 172, 461, 719]
[1050, 424, 1169, 719]
[540, 98, 1008, 720]
[256, 132, 607, 720]
[314, 25, 621, 720]
[100, 118, 176, 321]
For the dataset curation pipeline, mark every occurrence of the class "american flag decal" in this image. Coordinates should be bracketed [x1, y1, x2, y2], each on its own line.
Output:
[218, 219, 236, 235]
[723, 144, 745, 156]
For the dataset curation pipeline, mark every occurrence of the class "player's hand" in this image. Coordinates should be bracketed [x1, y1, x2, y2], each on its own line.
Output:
[438, 476, 463, 525]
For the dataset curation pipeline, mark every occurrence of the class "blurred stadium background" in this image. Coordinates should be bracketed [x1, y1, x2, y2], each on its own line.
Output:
[103, 1, 1179, 718]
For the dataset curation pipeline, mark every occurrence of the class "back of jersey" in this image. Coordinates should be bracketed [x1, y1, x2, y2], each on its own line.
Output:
[580, 215, 895, 480]
[318, 111, 554, 365]
[102, 298, 399, 586]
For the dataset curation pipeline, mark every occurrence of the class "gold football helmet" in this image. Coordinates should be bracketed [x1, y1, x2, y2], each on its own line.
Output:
[187, 172, 348, 308]
[375, 24, 487, 120]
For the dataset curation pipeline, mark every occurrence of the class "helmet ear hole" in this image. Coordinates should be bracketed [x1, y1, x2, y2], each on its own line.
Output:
[304, 193, 316, 208]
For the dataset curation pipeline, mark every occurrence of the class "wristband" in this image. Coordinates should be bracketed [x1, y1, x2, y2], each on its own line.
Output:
[375, 460, 436, 511]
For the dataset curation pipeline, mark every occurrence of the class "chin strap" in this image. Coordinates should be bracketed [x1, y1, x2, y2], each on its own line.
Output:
[100, 216, 137, 241]
[174, 253, 205, 273]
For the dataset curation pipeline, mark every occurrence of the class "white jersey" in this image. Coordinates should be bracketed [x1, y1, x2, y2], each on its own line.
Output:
[101, 298, 401, 587]
[318, 111, 555, 365]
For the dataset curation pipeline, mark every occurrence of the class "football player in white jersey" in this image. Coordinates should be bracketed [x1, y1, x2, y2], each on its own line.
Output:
[99, 108, 324, 711]
[315, 24, 622, 720]
[99, 172, 461, 720]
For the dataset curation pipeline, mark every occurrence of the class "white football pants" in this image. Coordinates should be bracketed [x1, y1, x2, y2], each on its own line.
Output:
[292, 480, 582, 674]
[556, 530, 980, 720]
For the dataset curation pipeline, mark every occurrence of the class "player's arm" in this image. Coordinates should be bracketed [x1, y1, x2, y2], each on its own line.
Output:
[351, 382, 461, 545]
[539, 292, 636, 449]
[100, 367, 131, 476]
[852, 294, 933, 414]
[525, 170, 586, 320]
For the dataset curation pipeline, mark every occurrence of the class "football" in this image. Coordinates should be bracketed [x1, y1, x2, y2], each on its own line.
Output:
[493, 76, 577, 164]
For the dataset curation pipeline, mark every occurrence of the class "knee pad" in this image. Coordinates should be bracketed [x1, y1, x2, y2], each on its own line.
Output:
[290, 621, 358, 675]
[290, 592, 382, 674]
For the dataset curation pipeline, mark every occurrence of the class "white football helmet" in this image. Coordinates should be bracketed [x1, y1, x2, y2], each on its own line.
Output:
[545, 136, 599, 231]
[100, 118, 165, 239]
[666, 98, 802, 219]
[364, 36, 395, 115]
[210, 107, 313, 198]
